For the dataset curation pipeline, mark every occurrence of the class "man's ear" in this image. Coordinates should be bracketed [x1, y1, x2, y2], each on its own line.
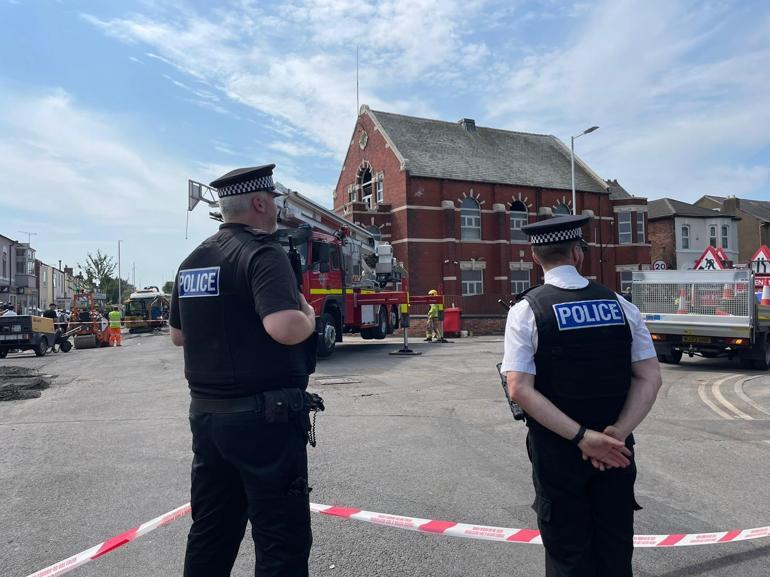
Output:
[250, 194, 264, 214]
[531, 251, 541, 266]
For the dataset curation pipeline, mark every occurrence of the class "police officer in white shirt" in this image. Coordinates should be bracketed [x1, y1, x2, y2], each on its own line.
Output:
[501, 214, 662, 577]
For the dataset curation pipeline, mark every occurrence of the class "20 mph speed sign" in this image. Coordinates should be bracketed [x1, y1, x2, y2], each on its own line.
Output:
[653, 260, 667, 270]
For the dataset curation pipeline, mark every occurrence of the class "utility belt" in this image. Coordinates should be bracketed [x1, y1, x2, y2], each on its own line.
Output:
[190, 388, 325, 447]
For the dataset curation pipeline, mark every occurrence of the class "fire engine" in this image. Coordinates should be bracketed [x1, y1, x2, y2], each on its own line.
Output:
[187, 179, 442, 357]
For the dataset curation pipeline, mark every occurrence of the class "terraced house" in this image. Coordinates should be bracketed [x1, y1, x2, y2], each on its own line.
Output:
[334, 106, 650, 331]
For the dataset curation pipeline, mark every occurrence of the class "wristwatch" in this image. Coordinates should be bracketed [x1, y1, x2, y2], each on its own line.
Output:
[571, 425, 587, 446]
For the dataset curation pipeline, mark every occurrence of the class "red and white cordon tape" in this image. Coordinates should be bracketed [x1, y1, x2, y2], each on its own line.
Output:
[26, 501, 770, 577]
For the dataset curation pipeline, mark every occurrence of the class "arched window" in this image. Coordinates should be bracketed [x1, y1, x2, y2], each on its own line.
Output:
[358, 165, 374, 209]
[553, 202, 571, 215]
[460, 198, 481, 240]
[366, 225, 381, 241]
[681, 225, 690, 249]
[510, 201, 528, 241]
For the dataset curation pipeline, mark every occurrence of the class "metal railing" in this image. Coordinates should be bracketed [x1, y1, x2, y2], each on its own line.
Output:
[632, 270, 752, 317]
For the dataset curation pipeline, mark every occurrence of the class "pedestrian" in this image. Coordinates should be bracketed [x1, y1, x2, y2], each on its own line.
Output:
[170, 163, 321, 577]
[500, 214, 662, 577]
[1, 303, 17, 316]
[42, 303, 61, 352]
[108, 305, 122, 347]
[424, 289, 447, 342]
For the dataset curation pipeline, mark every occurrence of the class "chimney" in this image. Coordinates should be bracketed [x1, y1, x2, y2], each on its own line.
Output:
[458, 118, 476, 132]
[723, 196, 740, 214]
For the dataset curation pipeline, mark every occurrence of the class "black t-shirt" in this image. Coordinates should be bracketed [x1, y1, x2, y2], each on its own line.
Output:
[170, 229, 300, 330]
[42, 310, 58, 320]
[170, 223, 309, 398]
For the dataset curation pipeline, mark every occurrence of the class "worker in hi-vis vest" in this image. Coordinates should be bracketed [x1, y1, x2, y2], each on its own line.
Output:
[108, 305, 122, 347]
[424, 289, 447, 343]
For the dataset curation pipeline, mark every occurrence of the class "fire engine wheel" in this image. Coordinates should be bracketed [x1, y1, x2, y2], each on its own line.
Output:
[35, 337, 49, 357]
[317, 313, 337, 358]
[372, 307, 388, 340]
[390, 306, 400, 331]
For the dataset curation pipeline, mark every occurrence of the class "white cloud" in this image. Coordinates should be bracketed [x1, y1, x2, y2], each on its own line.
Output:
[82, 1, 495, 157]
[486, 0, 770, 201]
[0, 85, 214, 283]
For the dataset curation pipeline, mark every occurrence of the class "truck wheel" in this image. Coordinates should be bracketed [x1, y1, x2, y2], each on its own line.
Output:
[754, 336, 770, 371]
[35, 337, 49, 357]
[390, 305, 400, 331]
[669, 350, 682, 365]
[372, 307, 388, 340]
[60, 340, 72, 353]
[317, 313, 337, 358]
[360, 328, 374, 340]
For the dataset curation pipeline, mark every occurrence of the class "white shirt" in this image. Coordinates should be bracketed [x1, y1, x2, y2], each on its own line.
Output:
[500, 265, 656, 375]
[2, 310, 17, 317]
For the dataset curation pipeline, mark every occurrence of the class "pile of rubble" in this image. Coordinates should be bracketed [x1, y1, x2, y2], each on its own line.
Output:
[0, 366, 52, 401]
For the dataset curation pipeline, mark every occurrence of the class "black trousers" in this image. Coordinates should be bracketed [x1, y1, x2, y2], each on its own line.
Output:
[527, 430, 638, 577]
[184, 409, 312, 577]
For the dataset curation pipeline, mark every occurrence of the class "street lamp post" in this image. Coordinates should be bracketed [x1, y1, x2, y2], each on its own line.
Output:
[570, 126, 599, 215]
[117, 240, 122, 306]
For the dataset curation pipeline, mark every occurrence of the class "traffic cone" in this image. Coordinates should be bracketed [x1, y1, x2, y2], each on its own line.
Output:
[676, 288, 688, 314]
[722, 283, 733, 300]
[761, 285, 770, 306]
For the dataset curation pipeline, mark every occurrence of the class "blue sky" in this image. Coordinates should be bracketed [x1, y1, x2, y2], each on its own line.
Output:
[1, 0, 769, 286]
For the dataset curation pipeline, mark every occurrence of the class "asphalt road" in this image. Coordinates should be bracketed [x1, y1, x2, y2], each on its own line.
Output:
[1, 331, 769, 577]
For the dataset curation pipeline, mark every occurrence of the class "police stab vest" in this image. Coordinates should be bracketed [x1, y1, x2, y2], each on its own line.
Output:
[524, 281, 632, 433]
[176, 226, 311, 396]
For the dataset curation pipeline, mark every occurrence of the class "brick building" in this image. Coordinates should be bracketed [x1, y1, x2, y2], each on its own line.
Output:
[695, 196, 770, 264]
[648, 198, 740, 270]
[333, 106, 650, 332]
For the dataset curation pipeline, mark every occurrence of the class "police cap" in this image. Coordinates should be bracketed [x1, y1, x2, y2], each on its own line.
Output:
[209, 164, 283, 198]
[521, 214, 591, 245]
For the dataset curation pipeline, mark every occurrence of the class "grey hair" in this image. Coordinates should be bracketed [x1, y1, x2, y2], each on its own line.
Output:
[218, 191, 260, 221]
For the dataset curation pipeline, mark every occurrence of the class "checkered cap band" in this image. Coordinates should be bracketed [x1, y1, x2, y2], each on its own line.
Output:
[217, 175, 275, 197]
[530, 227, 582, 245]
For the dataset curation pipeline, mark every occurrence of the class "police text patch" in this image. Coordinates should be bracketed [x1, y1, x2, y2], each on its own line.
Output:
[178, 267, 220, 298]
[552, 299, 626, 331]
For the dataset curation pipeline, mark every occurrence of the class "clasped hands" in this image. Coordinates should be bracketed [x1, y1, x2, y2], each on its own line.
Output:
[577, 425, 631, 471]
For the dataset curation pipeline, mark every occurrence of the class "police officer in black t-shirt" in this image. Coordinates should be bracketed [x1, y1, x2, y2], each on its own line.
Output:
[170, 164, 318, 577]
[501, 215, 662, 577]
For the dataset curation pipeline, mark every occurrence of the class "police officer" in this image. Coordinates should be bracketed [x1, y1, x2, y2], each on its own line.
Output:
[500, 214, 662, 577]
[170, 164, 318, 577]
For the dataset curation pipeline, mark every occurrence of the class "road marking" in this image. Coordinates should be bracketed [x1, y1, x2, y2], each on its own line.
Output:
[712, 378, 754, 420]
[698, 378, 735, 420]
[735, 377, 770, 418]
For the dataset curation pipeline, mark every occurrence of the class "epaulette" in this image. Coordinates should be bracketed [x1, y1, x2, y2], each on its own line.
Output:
[513, 284, 543, 303]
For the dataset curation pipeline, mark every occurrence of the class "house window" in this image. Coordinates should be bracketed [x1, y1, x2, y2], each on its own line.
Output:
[376, 175, 384, 204]
[461, 269, 483, 296]
[636, 211, 645, 243]
[348, 185, 357, 203]
[681, 225, 690, 249]
[709, 225, 717, 247]
[721, 225, 729, 249]
[460, 198, 481, 240]
[358, 166, 374, 209]
[42, 269, 48, 284]
[509, 201, 528, 241]
[553, 202, 571, 215]
[619, 271, 634, 292]
[618, 213, 632, 244]
[510, 270, 530, 295]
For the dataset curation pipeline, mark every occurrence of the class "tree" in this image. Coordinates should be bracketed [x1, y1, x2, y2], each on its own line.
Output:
[162, 281, 174, 294]
[79, 250, 116, 292]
